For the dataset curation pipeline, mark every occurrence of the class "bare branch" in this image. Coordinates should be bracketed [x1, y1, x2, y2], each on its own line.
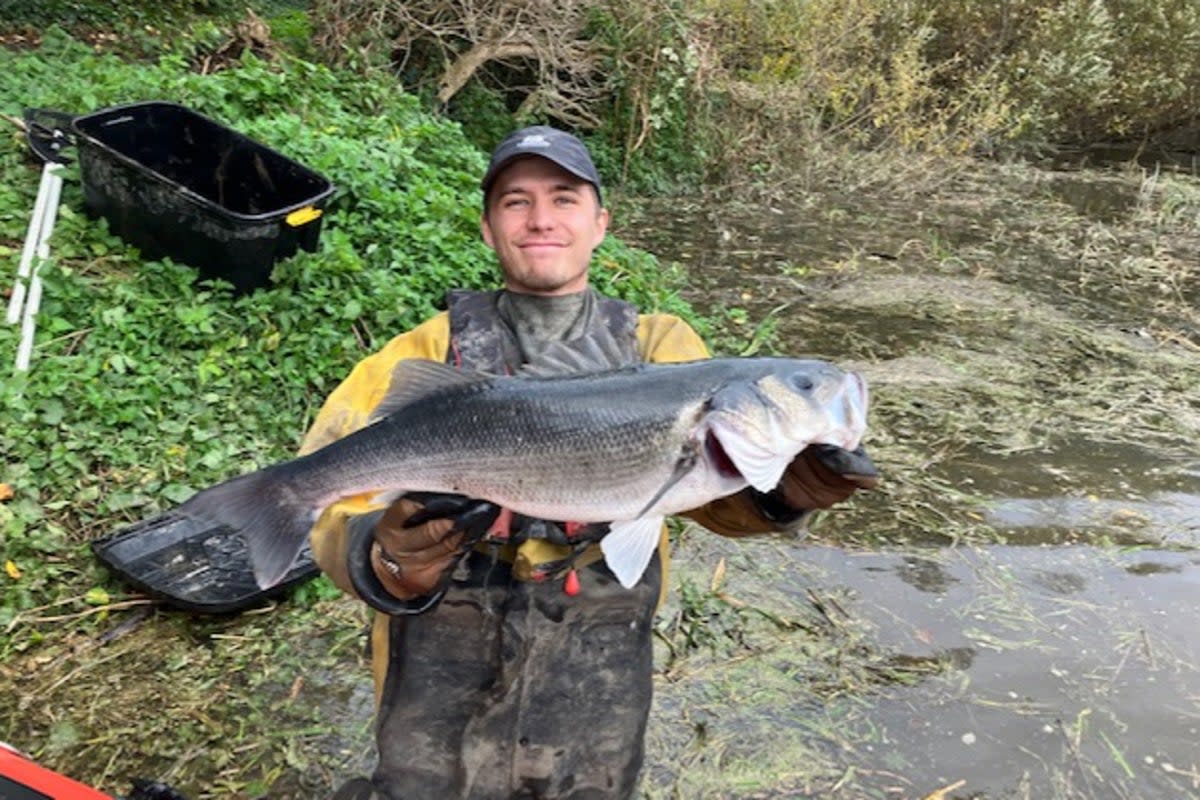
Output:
[314, 0, 609, 129]
[437, 42, 537, 104]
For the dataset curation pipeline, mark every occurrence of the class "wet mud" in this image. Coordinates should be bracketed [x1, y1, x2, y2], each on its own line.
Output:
[620, 158, 1200, 798]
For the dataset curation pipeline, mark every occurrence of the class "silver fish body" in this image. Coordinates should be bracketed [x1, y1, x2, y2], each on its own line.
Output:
[178, 356, 869, 590]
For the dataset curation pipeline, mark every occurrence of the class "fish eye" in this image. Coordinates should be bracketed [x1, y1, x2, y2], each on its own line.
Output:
[791, 374, 814, 392]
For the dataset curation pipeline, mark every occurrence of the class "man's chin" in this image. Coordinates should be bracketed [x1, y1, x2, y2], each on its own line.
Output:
[506, 268, 587, 295]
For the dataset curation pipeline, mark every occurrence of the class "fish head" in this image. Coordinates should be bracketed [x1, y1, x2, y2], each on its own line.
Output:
[704, 360, 869, 493]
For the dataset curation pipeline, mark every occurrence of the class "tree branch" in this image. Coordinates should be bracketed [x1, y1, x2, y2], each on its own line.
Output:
[437, 41, 538, 104]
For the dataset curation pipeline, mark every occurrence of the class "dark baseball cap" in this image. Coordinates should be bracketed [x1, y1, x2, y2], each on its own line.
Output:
[481, 125, 602, 203]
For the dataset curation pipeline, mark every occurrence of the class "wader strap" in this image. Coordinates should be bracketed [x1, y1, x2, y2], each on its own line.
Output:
[445, 288, 640, 374]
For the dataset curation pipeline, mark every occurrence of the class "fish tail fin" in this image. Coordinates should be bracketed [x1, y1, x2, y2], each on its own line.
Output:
[600, 516, 665, 589]
[177, 466, 315, 590]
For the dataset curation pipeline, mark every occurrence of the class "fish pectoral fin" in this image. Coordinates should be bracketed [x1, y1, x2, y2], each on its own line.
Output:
[601, 517, 664, 589]
[709, 418, 793, 493]
[370, 360, 491, 423]
[635, 445, 699, 518]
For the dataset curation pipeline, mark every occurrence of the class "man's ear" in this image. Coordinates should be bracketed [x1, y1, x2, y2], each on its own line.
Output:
[593, 207, 610, 247]
[480, 212, 496, 250]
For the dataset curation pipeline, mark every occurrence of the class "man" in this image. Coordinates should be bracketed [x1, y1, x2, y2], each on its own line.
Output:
[311, 126, 878, 799]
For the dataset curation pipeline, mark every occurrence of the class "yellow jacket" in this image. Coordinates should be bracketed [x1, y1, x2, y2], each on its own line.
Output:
[303, 309, 778, 697]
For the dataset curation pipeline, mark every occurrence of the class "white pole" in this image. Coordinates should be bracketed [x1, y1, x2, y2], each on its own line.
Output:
[14, 165, 63, 373]
[6, 161, 55, 325]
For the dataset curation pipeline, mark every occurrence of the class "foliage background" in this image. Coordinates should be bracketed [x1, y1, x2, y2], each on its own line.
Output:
[0, 26, 698, 620]
[310, 0, 1200, 190]
[7, 0, 1199, 191]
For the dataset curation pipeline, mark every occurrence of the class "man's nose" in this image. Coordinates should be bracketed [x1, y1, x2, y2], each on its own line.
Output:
[526, 198, 554, 229]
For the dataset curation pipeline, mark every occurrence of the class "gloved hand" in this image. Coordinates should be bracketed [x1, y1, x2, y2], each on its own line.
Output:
[352, 491, 504, 609]
[366, 493, 501, 601]
[370, 496, 465, 599]
[753, 444, 880, 524]
[777, 443, 880, 509]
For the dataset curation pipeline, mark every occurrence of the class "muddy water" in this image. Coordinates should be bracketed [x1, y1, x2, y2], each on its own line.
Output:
[617, 162, 1200, 799]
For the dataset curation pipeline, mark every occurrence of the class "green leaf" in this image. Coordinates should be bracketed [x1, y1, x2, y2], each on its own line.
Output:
[84, 586, 110, 606]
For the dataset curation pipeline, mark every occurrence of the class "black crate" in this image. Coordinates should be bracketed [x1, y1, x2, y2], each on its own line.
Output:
[72, 101, 335, 292]
[92, 511, 318, 614]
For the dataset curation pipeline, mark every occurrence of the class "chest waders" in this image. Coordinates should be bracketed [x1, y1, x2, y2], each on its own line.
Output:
[369, 290, 662, 800]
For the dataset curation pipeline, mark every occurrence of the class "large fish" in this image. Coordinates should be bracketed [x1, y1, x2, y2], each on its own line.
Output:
[178, 345, 869, 591]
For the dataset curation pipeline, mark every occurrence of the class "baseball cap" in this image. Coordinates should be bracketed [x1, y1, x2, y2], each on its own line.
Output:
[481, 126, 602, 203]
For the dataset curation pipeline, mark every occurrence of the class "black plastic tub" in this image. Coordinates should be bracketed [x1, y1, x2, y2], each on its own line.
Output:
[72, 101, 334, 292]
[92, 512, 318, 614]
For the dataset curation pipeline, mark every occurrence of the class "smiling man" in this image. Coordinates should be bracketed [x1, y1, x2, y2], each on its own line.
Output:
[313, 126, 877, 800]
[481, 133, 609, 296]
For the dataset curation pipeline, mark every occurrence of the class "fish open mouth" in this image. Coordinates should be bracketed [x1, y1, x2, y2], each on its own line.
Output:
[706, 432, 742, 479]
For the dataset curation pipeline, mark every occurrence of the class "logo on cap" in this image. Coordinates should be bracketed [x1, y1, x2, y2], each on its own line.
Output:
[517, 134, 552, 150]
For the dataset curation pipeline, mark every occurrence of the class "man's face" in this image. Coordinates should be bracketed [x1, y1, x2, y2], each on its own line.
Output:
[481, 157, 609, 296]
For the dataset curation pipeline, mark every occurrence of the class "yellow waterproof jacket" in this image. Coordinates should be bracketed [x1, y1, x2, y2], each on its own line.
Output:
[303, 310, 781, 696]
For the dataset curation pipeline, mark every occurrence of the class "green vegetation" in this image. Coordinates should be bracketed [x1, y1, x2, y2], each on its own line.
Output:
[0, 29, 700, 622]
[1, 0, 239, 29]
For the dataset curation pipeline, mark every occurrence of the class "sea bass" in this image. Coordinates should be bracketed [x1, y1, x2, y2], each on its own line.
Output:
[178, 352, 869, 591]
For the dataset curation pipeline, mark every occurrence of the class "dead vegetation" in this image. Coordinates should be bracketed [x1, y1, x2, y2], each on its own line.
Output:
[314, 0, 608, 127]
[195, 8, 278, 75]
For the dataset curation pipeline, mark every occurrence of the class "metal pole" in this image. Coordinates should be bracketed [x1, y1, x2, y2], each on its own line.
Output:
[14, 164, 63, 373]
[6, 161, 55, 325]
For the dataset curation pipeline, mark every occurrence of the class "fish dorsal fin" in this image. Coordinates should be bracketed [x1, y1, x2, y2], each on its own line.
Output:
[518, 328, 634, 378]
[369, 359, 491, 423]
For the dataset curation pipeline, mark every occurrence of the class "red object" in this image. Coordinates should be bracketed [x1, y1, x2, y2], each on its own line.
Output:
[0, 741, 112, 799]
[563, 569, 581, 597]
[486, 507, 514, 541]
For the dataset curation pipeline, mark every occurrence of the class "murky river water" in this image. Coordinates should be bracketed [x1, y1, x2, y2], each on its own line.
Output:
[616, 160, 1200, 799]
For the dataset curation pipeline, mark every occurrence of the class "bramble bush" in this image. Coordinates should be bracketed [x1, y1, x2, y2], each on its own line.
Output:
[0, 31, 699, 617]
